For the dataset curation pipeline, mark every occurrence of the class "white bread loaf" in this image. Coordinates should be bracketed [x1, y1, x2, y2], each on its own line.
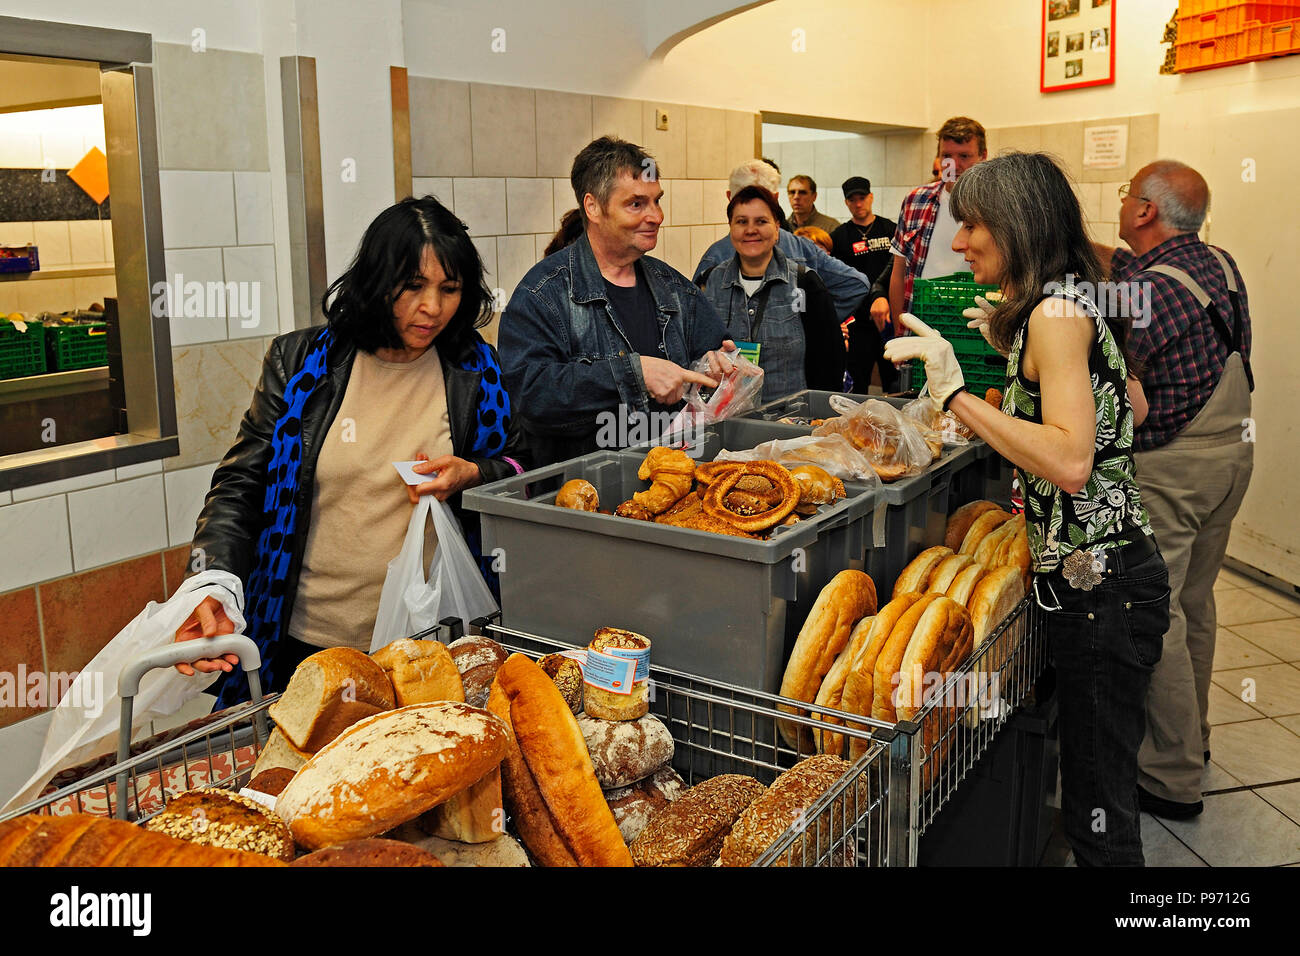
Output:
[423, 766, 504, 843]
[371, 639, 465, 706]
[275, 701, 509, 850]
[250, 727, 312, 778]
[268, 647, 396, 751]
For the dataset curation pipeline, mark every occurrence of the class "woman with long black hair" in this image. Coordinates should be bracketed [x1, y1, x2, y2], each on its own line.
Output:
[171, 195, 526, 706]
[887, 151, 1170, 867]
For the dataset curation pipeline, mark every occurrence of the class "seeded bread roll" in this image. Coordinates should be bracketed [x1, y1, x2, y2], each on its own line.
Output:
[630, 774, 766, 867]
[276, 701, 510, 851]
[778, 570, 878, 749]
[577, 713, 674, 789]
[604, 766, 687, 844]
[718, 754, 854, 867]
[371, 639, 465, 706]
[448, 636, 509, 708]
[585, 628, 651, 721]
[144, 789, 295, 861]
[538, 653, 584, 714]
[291, 838, 444, 867]
[268, 646, 396, 751]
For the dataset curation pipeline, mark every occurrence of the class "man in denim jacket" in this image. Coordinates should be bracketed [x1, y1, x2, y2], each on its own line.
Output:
[500, 137, 733, 467]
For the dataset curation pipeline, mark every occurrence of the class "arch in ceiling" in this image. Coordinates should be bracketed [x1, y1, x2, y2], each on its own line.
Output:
[646, 1, 775, 59]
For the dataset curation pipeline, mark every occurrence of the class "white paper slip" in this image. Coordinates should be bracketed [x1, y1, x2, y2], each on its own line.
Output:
[392, 460, 437, 486]
[238, 787, 278, 811]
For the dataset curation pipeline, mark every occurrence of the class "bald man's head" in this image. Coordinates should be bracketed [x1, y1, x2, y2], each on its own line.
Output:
[1134, 160, 1210, 233]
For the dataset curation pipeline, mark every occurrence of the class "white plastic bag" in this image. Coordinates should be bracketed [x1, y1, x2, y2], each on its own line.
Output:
[661, 350, 766, 444]
[714, 434, 881, 483]
[2, 570, 245, 812]
[370, 494, 499, 652]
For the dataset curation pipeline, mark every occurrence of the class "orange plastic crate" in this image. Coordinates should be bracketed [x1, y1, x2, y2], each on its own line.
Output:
[1177, 1, 1300, 41]
[1246, 15, 1300, 56]
[1176, 29, 1249, 70]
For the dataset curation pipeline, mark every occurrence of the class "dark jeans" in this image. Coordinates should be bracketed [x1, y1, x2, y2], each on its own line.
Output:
[1038, 546, 1170, 867]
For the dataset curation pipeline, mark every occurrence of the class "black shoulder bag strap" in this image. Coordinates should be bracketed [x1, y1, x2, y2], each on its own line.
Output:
[1145, 250, 1253, 391]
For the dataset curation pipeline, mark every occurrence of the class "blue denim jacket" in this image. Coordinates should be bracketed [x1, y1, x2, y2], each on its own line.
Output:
[695, 230, 870, 321]
[499, 231, 726, 465]
[701, 246, 808, 402]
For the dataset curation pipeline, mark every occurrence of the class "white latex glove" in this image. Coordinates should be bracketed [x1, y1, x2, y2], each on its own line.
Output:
[962, 294, 1009, 357]
[882, 313, 965, 410]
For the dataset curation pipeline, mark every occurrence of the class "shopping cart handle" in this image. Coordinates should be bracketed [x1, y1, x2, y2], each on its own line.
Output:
[118, 634, 262, 699]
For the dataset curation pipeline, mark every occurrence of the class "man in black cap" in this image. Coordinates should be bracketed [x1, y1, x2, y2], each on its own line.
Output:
[830, 177, 898, 392]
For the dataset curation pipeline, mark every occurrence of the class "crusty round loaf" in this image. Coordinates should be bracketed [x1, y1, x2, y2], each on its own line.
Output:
[290, 838, 444, 867]
[872, 592, 945, 722]
[555, 478, 600, 511]
[892, 546, 953, 598]
[538, 653, 584, 714]
[448, 636, 509, 708]
[718, 754, 853, 867]
[841, 593, 924, 761]
[276, 701, 510, 851]
[144, 788, 295, 861]
[630, 774, 766, 867]
[605, 766, 687, 844]
[778, 570, 878, 749]
[944, 500, 1004, 551]
[969, 565, 1026, 652]
[246, 767, 296, 798]
[371, 638, 465, 706]
[577, 713, 675, 789]
[812, 616, 875, 757]
[268, 646, 396, 751]
[585, 628, 651, 721]
[391, 823, 531, 867]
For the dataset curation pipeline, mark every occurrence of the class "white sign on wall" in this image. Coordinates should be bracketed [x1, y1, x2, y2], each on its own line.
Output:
[1083, 124, 1128, 170]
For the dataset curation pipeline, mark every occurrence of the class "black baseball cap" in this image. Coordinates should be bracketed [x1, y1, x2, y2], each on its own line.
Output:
[842, 176, 872, 198]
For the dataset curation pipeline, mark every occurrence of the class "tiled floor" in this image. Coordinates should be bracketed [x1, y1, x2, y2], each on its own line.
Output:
[1043, 566, 1300, 866]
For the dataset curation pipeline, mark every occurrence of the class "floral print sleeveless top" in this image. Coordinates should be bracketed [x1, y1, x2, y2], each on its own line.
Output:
[1001, 285, 1153, 573]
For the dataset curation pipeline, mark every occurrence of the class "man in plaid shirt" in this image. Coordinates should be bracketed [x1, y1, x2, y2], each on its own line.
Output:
[887, 117, 988, 330]
[1098, 160, 1254, 821]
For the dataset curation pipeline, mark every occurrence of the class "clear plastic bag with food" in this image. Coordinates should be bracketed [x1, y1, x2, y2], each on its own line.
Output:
[714, 433, 881, 484]
[662, 350, 765, 443]
[901, 387, 973, 446]
[811, 397, 935, 481]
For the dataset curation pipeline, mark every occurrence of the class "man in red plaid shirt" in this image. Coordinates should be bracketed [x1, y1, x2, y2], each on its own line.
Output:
[1097, 160, 1254, 821]
[887, 117, 988, 331]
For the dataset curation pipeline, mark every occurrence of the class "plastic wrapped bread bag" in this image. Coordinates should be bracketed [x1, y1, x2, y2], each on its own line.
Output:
[811, 398, 934, 481]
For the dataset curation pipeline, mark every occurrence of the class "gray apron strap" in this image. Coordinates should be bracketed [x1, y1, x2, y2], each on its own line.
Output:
[1145, 254, 1253, 391]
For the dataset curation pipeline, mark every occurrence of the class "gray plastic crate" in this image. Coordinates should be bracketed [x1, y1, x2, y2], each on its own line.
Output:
[463, 445, 879, 693]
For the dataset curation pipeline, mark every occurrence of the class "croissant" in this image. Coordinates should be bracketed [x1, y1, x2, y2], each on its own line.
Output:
[633, 447, 695, 515]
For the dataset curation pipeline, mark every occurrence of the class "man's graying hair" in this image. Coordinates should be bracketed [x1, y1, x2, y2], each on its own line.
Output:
[729, 159, 781, 197]
[1137, 160, 1210, 233]
[571, 136, 657, 221]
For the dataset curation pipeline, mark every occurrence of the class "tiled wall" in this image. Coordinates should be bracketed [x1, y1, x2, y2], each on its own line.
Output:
[765, 113, 1160, 249]
[409, 78, 759, 338]
[0, 44, 280, 734]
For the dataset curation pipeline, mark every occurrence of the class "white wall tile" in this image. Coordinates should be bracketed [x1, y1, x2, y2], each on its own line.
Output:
[159, 171, 237, 249]
[233, 172, 273, 246]
[848, 135, 888, 183]
[0, 284, 15, 314]
[533, 233, 552, 262]
[505, 178, 554, 235]
[780, 142, 816, 183]
[690, 225, 718, 271]
[413, 178, 453, 203]
[0, 496, 72, 592]
[535, 89, 592, 179]
[0, 221, 34, 246]
[221, 245, 278, 340]
[814, 139, 851, 198]
[0, 132, 41, 168]
[16, 277, 75, 314]
[453, 179, 507, 237]
[32, 221, 71, 266]
[116, 459, 162, 481]
[1076, 182, 1103, 227]
[41, 129, 86, 169]
[101, 220, 113, 259]
[592, 96, 642, 143]
[164, 247, 228, 346]
[67, 220, 105, 264]
[68, 475, 167, 571]
[669, 179, 702, 227]
[12, 469, 116, 503]
[686, 106, 727, 180]
[655, 178, 672, 226]
[552, 178, 576, 219]
[660, 226, 692, 279]
[701, 180, 729, 224]
[470, 84, 536, 178]
[72, 275, 116, 310]
[410, 77, 473, 178]
[725, 110, 757, 173]
[164, 463, 217, 548]
[0, 490, 9, 505]
[495, 234, 536, 305]
[472, 236, 497, 289]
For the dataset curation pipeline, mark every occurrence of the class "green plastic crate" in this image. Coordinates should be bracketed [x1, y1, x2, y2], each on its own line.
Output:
[909, 272, 1007, 395]
[0, 320, 47, 379]
[45, 321, 109, 371]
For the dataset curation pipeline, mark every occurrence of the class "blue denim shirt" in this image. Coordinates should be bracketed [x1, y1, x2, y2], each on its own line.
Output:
[695, 230, 870, 321]
[499, 231, 726, 465]
[701, 246, 807, 402]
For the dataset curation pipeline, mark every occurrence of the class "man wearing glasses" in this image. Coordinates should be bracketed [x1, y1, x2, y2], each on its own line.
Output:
[1096, 161, 1255, 822]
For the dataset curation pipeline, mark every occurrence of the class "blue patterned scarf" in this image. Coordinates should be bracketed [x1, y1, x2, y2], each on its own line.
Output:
[214, 327, 510, 707]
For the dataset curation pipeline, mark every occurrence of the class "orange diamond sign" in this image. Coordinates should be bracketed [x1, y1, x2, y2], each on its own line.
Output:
[68, 147, 110, 205]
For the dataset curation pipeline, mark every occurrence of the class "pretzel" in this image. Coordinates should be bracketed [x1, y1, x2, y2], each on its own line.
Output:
[694, 460, 745, 486]
[701, 461, 801, 533]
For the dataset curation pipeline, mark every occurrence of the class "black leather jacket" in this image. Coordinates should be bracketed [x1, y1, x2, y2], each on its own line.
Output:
[187, 326, 527, 644]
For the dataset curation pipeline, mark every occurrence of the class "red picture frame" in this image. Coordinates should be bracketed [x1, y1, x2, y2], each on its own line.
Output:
[1042, 0, 1117, 93]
